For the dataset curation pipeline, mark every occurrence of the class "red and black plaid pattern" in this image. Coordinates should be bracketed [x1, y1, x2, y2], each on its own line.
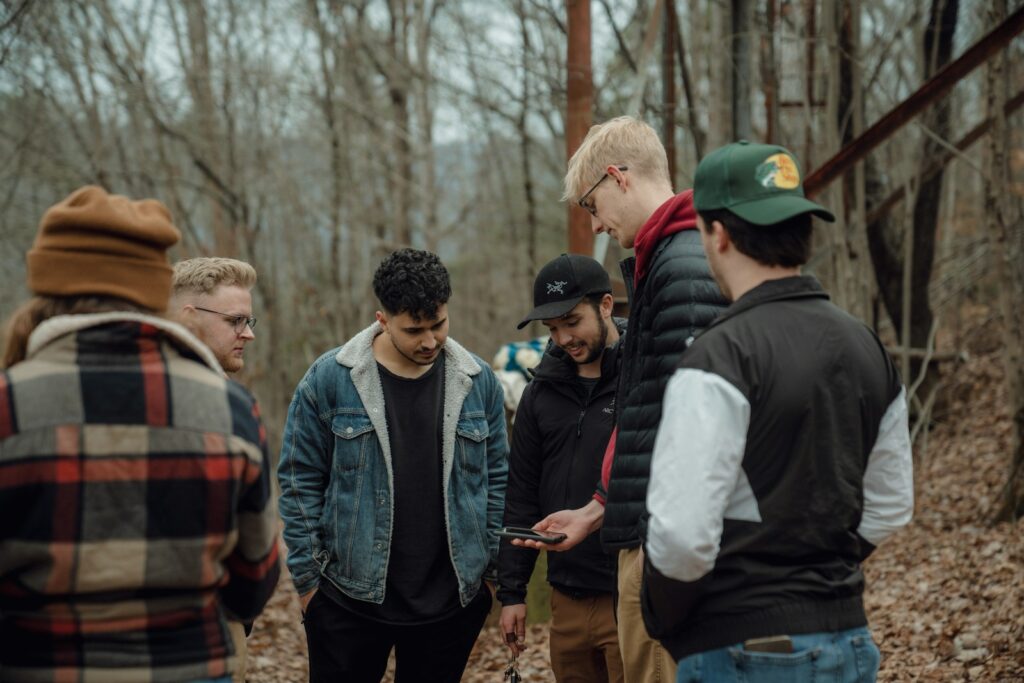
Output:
[0, 318, 279, 682]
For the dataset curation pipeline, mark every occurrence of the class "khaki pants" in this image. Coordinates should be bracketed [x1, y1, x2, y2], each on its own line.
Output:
[549, 589, 624, 683]
[617, 547, 677, 683]
[228, 620, 248, 683]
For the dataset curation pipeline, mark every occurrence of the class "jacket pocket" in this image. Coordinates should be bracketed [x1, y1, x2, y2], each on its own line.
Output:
[456, 416, 489, 474]
[330, 413, 375, 473]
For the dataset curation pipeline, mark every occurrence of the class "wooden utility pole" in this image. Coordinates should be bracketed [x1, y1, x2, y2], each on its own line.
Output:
[567, 0, 593, 255]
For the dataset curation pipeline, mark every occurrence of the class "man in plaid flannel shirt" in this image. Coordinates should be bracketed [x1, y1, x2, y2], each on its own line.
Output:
[0, 186, 280, 682]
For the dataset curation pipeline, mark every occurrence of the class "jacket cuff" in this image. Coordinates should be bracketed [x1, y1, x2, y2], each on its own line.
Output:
[290, 569, 321, 597]
[498, 593, 527, 607]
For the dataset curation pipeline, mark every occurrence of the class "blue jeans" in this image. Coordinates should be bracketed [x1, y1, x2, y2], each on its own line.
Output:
[675, 627, 880, 682]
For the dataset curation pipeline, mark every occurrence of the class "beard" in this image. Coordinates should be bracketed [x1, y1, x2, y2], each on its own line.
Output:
[569, 315, 609, 366]
[392, 334, 443, 366]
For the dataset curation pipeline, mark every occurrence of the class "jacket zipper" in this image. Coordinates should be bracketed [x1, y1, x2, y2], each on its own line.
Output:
[566, 380, 609, 507]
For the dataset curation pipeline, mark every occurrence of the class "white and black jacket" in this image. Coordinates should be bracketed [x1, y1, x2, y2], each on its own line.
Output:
[642, 276, 913, 659]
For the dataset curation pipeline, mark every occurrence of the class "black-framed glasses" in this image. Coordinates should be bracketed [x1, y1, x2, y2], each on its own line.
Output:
[194, 306, 257, 333]
[577, 165, 628, 216]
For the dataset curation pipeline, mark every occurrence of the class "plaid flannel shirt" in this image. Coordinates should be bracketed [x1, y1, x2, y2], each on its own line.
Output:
[0, 313, 280, 682]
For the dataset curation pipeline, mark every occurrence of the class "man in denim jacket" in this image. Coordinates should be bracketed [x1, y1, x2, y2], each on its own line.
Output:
[278, 249, 508, 682]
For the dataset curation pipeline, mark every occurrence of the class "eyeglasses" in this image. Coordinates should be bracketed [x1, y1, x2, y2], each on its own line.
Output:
[577, 165, 628, 217]
[194, 306, 257, 333]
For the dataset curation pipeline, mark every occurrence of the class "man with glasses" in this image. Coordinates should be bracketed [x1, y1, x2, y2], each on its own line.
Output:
[515, 116, 727, 683]
[169, 256, 259, 682]
[170, 258, 258, 375]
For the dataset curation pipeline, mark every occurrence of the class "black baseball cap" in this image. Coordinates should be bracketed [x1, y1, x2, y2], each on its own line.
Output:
[517, 254, 612, 329]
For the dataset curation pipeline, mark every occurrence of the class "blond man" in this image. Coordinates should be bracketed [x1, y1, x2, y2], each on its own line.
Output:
[170, 257, 258, 682]
[170, 258, 257, 374]
[514, 117, 728, 683]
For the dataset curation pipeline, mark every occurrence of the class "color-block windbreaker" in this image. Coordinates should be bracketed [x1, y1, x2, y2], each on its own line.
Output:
[643, 276, 914, 659]
[0, 313, 280, 682]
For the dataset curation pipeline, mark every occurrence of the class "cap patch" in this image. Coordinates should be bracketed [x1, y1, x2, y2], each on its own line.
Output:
[755, 153, 800, 190]
[546, 280, 567, 295]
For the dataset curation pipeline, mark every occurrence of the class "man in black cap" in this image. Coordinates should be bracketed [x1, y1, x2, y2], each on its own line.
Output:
[497, 254, 625, 682]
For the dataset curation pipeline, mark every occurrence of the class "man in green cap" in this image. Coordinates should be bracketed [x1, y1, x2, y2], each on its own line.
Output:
[641, 141, 914, 682]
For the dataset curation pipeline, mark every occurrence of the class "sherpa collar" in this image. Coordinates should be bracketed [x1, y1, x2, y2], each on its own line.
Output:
[27, 312, 225, 376]
[335, 321, 482, 378]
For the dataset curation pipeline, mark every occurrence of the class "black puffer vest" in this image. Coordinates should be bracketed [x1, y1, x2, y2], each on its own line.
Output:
[601, 229, 728, 550]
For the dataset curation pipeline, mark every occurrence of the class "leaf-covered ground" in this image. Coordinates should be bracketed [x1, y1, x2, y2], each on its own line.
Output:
[247, 315, 1023, 681]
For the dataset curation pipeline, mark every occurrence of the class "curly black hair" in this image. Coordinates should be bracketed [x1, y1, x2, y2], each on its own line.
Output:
[372, 248, 452, 320]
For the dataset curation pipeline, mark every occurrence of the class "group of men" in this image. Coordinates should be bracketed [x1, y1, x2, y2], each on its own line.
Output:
[0, 115, 913, 683]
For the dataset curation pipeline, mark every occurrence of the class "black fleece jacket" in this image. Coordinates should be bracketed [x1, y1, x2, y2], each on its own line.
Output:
[496, 322, 624, 604]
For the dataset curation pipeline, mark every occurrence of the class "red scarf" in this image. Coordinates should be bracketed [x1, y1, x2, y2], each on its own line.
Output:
[632, 190, 698, 285]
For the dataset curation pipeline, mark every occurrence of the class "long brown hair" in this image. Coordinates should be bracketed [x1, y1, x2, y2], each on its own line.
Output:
[2, 296, 152, 368]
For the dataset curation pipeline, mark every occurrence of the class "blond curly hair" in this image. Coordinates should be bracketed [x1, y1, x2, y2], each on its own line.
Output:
[171, 257, 257, 296]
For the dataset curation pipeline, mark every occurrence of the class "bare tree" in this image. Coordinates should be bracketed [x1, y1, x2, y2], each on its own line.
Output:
[985, 0, 1024, 523]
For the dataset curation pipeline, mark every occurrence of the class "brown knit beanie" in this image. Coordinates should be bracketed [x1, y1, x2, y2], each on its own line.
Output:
[27, 186, 181, 311]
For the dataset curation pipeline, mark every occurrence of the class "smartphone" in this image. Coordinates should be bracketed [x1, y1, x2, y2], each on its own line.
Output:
[743, 635, 794, 653]
[496, 526, 567, 544]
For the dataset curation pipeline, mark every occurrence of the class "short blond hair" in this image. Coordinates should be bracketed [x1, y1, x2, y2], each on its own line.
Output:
[172, 257, 257, 296]
[562, 116, 671, 202]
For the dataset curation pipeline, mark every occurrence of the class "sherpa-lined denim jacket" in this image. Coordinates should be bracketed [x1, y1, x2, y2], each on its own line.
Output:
[278, 322, 508, 607]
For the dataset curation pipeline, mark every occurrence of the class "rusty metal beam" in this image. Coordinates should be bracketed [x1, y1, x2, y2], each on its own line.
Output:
[805, 5, 1024, 198]
[865, 88, 1024, 226]
[567, 0, 593, 254]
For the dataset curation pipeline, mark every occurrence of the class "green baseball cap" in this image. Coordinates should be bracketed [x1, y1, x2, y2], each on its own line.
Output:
[693, 140, 835, 225]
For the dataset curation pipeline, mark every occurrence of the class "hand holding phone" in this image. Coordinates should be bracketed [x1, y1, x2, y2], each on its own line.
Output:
[495, 526, 568, 544]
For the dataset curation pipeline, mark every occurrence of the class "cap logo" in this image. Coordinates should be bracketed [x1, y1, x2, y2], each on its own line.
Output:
[755, 153, 800, 190]
[546, 280, 567, 295]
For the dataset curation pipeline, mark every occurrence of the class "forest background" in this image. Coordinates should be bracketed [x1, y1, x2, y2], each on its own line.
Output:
[1, 0, 1023, 679]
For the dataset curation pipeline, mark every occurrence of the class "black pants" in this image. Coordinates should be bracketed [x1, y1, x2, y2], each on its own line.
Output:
[302, 588, 492, 683]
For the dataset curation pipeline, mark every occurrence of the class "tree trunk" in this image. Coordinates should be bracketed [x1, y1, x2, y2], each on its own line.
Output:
[760, 0, 779, 144]
[731, 0, 753, 140]
[182, 1, 234, 255]
[662, 0, 676, 186]
[671, 1, 703, 161]
[985, 0, 1024, 523]
[387, 0, 412, 247]
[865, 0, 959, 404]
[516, 0, 538, 310]
[707, 1, 731, 149]
[904, 0, 959, 401]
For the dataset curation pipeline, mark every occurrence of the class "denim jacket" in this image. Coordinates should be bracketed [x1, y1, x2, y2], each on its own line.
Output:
[278, 323, 508, 607]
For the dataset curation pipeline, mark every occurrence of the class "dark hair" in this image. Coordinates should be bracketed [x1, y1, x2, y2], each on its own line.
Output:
[698, 209, 813, 267]
[372, 248, 451, 319]
[583, 292, 612, 316]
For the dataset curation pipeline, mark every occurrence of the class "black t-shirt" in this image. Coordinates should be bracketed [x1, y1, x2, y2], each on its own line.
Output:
[576, 374, 600, 402]
[321, 353, 462, 624]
